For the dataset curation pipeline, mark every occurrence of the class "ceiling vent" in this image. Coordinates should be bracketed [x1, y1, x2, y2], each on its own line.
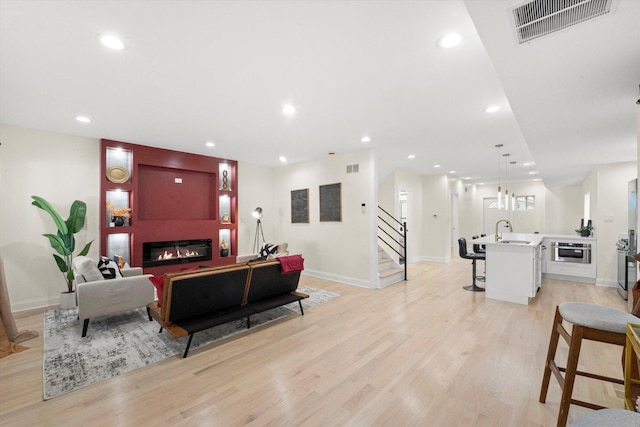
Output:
[511, 0, 612, 44]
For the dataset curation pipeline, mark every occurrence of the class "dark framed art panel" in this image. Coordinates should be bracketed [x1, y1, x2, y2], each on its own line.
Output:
[319, 183, 341, 222]
[291, 189, 309, 223]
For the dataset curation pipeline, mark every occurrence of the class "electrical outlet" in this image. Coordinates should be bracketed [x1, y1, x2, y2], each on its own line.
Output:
[604, 215, 614, 222]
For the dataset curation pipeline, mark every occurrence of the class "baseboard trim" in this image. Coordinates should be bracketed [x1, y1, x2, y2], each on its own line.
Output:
[12, 296, 60, 313]
[302, 270, 374, 289]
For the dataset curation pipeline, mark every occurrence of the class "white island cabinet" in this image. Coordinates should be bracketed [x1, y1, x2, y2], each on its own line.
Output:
[474, 233, 544, 305]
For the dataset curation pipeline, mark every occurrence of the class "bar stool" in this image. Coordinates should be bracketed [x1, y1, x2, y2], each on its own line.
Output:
[539, 302, 640, 427]
[458, 237, 485, 292]
[471, 235, 486, 282]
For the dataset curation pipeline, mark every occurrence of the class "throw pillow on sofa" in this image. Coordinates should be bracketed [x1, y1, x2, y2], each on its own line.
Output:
[260, 242, 278, 258]
[97, 256, 123, 280]
[73, 256, 104, 282]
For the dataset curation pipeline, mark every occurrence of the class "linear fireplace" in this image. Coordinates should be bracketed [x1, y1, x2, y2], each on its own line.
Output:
[143, 239, 212, 268]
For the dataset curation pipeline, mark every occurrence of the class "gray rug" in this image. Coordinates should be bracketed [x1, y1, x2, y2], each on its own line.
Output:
[43, 285, 338, 400]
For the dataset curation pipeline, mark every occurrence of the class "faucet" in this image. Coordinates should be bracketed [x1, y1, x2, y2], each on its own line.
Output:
[495, 219, 512, 241]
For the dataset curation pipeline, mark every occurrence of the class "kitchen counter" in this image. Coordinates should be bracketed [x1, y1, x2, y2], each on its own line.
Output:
[473, 233, 543, 305]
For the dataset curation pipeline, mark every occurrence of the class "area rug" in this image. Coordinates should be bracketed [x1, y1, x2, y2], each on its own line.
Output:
[43, 285, 338, 400]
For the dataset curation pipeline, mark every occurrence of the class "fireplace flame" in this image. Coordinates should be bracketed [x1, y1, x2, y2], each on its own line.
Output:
[157, 249, 200, 260]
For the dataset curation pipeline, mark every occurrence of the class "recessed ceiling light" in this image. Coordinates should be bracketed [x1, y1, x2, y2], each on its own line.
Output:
[485, 105, 500, 113]
[522, 162, 534, 166]
[434, 164, 441, 168]
[282, 104, 296, 116]
[437, 33, 462, 49]
[528, 171, 539, 175]
[100, 34, 125, 50]
[75, 116, 91, 123]
[449, 170, 456, 174]
[279, 155, 287, 163]
[408, 154, 416, 159]
[205, 142, 215, 148]
[361, 136, 371, 143]
[462, 177, 471, 180]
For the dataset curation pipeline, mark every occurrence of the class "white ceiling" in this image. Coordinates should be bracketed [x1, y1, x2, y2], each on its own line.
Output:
[1, 0, 638, 186]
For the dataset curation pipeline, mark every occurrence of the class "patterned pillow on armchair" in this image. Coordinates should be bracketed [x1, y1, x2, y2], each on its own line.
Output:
[97, 256, 123, 280]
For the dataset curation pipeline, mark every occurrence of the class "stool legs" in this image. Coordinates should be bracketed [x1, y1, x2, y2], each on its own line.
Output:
[463, 259, 485, 292]
[539, 306, 626, 427]
[540, 307, 563, 404]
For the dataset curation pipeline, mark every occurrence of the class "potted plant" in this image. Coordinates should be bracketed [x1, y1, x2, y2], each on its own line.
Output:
[31, 196, 93, 308]
[575, 224, 593, 237]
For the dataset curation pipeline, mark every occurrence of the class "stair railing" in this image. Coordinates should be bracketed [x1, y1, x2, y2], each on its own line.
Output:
[377, 205, 407, 281]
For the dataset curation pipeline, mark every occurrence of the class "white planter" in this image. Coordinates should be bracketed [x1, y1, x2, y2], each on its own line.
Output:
[59, 291, 77, 309]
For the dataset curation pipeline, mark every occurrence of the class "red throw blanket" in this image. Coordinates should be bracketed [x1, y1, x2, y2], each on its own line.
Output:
[278, 255, 304, 274]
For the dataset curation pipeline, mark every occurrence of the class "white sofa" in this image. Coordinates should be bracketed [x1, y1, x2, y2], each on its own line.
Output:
[236, 242, 289, 263]
[73, 256, 154, 337]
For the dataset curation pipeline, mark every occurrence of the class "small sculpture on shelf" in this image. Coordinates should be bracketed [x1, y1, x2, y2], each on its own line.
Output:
[220, 239, 229, 257]
[222, 169, 229, 190]
[106, 200, 131, 227]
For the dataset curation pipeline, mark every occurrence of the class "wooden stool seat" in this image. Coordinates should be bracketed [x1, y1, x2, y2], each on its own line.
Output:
[539, 302, 640, 427]
[568, 408, 640, 426]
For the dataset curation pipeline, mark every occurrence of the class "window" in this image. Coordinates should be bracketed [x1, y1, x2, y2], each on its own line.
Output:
[514, 195, 535, 210]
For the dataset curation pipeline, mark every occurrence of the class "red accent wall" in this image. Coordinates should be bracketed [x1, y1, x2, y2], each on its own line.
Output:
[100, 139, 238, 276]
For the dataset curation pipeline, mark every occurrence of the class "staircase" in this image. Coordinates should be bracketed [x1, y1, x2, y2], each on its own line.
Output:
[378, 246, 404, 288]
[377, 205, 407, 288]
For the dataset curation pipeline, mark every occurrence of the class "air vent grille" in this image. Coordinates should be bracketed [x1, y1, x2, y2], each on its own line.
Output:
[512, 0, 612, 43]
[346, 164, 360, 174]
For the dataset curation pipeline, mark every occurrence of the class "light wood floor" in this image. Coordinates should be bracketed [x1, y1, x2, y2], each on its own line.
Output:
[0, 258, 630, 426]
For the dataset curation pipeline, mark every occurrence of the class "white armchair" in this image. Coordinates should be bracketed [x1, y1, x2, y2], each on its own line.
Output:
[73, 256, 154, 337]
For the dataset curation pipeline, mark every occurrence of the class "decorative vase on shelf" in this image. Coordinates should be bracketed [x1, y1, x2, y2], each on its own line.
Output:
[112, 216, 125, 227]
[220, 239, 229, 257]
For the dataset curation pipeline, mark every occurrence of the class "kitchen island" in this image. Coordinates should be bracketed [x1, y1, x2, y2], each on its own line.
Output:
[473, 233, 544, 305]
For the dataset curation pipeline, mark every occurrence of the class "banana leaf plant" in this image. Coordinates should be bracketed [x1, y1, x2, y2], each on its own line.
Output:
[31, 196, 94, 293]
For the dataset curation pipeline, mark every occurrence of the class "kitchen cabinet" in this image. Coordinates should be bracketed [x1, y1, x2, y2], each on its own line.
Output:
[474, 233, 544, 305]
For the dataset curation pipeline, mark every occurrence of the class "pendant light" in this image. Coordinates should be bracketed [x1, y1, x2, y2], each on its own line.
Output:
[510, 161, 516, 210]
[503, 153, 510, 211]
[495, 144, 503, 209]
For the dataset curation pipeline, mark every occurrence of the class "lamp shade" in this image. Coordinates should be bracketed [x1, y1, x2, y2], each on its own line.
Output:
[252, 207, 263, 220]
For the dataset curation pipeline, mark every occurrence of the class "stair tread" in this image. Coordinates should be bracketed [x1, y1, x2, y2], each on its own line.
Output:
[378, 258, 393, 265]
[379, 268, 403, 278]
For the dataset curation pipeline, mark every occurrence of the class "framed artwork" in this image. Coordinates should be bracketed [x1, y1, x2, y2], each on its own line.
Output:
[291, 189, 309, 223]
[319, 183, 341, 222]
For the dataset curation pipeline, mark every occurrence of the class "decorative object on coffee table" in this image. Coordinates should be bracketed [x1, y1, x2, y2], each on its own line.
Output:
[31, 196, 94, 296]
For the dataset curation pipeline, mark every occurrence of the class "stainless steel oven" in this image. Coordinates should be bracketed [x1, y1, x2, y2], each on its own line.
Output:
[551, 242, 591, 264]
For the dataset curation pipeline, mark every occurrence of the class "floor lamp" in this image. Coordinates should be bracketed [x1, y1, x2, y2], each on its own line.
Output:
[252, 207, 265, 253]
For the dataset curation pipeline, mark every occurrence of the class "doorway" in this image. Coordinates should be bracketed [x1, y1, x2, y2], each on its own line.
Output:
[483, 197, 511, 236]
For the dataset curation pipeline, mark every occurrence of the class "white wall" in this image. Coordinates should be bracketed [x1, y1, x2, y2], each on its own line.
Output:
[545, 185, 583, 234]
[237, 162, 274, 256]
[592, 162, 637, 285]
[0, 125, 101, 311]
[272, 151, 374, 287]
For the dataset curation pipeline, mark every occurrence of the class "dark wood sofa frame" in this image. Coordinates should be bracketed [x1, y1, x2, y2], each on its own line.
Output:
[147, 259, 308, 358]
